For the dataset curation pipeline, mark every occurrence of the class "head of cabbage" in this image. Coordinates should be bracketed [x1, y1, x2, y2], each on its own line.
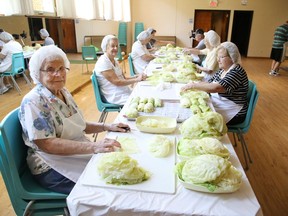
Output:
[97, 152, 150, 185]
[180, 112, 227, 139]
[175, 154, 242, 192]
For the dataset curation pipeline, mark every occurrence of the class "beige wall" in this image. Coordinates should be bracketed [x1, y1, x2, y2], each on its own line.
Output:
[131, 0, 288, 57]
[1, 0, 287, 57]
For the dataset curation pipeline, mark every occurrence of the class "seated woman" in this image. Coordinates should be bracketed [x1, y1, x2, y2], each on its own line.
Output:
[94, 35, 147, 105]
[19, 45, 130, 194]
[39, 28, 55, 46]
[146, 28, 175, 52]
[184, 30, 221, 81]
[0, 31, 23, 94]
[181, 42, 249, 125]
[131, 30, 155, 74]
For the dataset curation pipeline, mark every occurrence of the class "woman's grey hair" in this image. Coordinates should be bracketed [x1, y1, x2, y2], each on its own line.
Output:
[0, 32, 14, 42]
[101, 35, 117, 52]
[29, 45, 70, 84]
[137, 30, 151, 41]
[204, 30, 221, 47]
[219, 42, 242, 64]
[39, 29, 49, 37]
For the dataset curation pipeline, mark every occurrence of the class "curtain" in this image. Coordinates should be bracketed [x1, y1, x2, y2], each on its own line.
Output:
[102, 0, 131, 22]
[73, 0, 103, 20]
[0, 0, 22, 16]
[56, 0, 76, 18]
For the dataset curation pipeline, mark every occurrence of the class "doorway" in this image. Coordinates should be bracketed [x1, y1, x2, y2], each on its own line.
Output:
[193, 10, 230, 47]
[231, 11, 253, 57]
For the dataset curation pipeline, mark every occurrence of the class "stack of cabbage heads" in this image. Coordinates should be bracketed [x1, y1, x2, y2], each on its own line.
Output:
[180, 112, 227, 139]
[97, 152, 150, 185]
[175, 154, 242, 192]
[177, 137, 230, 159]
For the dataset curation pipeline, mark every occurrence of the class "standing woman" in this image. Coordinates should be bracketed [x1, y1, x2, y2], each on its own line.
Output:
[19, 45, 130, 194]
[184, 30, 221, 81]
[94, 35, 146, 105]
[39, 28, 55, 46]
[269, 21, 288, 76]
[0, 31, 23, 94]
[181, 42, 249, 125]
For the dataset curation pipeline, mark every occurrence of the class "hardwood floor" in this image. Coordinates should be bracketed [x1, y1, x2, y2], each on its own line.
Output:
[0, 56, 288, 216]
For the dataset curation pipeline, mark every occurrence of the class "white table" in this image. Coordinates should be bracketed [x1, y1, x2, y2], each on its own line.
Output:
[67, 60, 262, 216]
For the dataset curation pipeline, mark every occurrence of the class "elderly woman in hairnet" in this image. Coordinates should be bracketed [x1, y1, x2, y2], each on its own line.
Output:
[184, 30, 221, 81]
[0, 31, 23, 94]
[131, 30, 155, 74]
[19, 45, 130, 194]
[181, 42, 249, 125]
[39, 28, 55, 46]
[94, 35, 146, 105]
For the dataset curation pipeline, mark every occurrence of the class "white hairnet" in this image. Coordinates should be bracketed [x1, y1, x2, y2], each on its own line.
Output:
[40, 29, 49, 37]
[0, 32, 14, 42]
[29, 45, 70, 84]
[147, 28, 155, 35]
[101, 35, 117, 52]
[204, 30, 221, 47]
[137, 30, 150, 41]
[219, 42, 241, 64]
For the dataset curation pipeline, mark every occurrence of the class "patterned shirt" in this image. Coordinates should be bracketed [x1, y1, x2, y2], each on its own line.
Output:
[272, 24, 288, 49]
[208, 64, 249, 118]
[19, 84, 86, 174]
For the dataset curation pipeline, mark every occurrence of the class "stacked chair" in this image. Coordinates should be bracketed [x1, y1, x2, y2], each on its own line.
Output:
[0, 108, 68, 216]
[134, 22, 144, 41]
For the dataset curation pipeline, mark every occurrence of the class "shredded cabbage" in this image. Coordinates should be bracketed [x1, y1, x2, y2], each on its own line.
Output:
[97, 152, 150, 185]
[149, 135, 172, 157]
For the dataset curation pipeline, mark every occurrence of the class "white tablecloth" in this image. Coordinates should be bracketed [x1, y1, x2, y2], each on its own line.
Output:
[67, 60, 262, 216]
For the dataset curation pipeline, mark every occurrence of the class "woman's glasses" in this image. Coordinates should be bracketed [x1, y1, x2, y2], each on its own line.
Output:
[40, 66, 70, 75]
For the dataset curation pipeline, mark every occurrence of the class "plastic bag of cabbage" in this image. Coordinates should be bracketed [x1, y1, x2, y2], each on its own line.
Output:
[177, 137, 230, 159]
[175, 154, 242, 193]
[180, 112, 227, 139]
[97, 152, 150, 185]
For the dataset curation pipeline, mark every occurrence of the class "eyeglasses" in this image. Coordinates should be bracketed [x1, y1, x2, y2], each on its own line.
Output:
[217, 55, 230, 60]
[40, 66, 69, 75]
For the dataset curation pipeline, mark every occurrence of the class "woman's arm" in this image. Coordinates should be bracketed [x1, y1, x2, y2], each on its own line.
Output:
[101, 69, 146, 86]
[141, 53, 155, 62]
[181, 81, 225, 93]
[34, 137, 121, 155]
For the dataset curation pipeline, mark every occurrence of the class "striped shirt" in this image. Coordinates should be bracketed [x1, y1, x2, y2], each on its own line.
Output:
[208, 64, 249, 118]
[272, 24, 288, 49]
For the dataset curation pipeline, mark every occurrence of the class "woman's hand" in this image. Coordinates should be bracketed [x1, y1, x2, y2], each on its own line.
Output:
[181, 82, 194, 92]
[105, 122, 131, 132]
[93, 138, 121, 153]
[137, 73, 147, 82]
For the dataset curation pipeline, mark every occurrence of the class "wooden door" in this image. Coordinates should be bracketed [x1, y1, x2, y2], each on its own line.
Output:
[45, 18, 60, 46]
[60, 19, 77, 53]
[193, 10, 230, 47]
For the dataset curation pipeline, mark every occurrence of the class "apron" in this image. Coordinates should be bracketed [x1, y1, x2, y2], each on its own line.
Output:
[210, 92, 243, 123]
[36, 99, 92, 183]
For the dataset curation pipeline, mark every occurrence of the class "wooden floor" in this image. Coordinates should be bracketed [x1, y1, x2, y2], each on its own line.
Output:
[0, 55, 288, 216]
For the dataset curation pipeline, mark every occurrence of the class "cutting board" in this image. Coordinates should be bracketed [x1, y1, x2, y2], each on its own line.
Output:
[81, 132, 176, 194]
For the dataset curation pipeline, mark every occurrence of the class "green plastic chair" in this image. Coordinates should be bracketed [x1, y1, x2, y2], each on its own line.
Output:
[0, 52, 32, 95]
[118, 22, 127, 46]
[134, 22, 144, 41]
[0, 107, 68, 216]
[228, 80, 259, 170]
[81, 46, 98, 73]
[128, 54, 136, 76]
[91, 73, 123, 141]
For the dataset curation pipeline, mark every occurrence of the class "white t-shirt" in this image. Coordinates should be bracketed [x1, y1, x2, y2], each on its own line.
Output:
[94, 53, 132, 105]
[131, 40, 150, 74]
[0, 40, 23, 72]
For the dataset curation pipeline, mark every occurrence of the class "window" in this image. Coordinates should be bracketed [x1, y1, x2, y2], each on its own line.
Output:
[32, 0, 56, 15]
